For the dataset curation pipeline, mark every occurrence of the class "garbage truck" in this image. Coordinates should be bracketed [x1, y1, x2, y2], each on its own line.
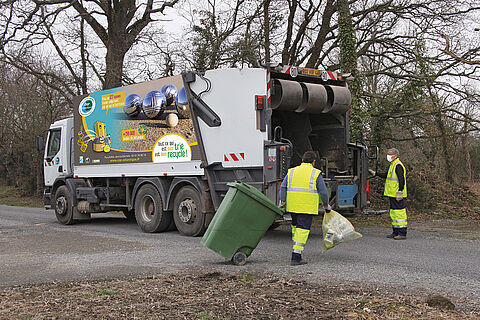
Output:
[39, 64, 375, 236]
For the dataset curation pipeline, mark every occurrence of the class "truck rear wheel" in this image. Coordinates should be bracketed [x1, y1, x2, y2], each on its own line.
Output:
[135, 184, 172, 233]
[54, 185, 75, 225]
[173, 186, 206, 236]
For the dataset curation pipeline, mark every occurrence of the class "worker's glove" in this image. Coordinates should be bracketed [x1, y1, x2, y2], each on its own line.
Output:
[368, 169, 376, 176]
[396, 191, 403, 201]
[324, 204, 332, 213]
[279, 201, 285, 208]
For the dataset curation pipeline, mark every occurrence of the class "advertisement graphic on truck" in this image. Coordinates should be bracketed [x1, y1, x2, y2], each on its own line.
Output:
[73, 75, 201, 166]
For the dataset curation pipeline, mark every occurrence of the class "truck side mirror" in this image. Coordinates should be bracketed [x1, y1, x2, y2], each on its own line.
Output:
[36, 135, 45, 152]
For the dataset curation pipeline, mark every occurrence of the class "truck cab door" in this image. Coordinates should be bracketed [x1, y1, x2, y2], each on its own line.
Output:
[44, 128, 63, 186]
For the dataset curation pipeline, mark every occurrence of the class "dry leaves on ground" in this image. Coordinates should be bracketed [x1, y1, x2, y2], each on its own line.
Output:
[0, 270, 478, 320]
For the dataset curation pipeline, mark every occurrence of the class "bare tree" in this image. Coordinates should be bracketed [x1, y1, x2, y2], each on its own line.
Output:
[0, 61, 71, 194]
[441, 32, 480, 66]
[0, 0, 179, 91]
[180, 0, 266, 71]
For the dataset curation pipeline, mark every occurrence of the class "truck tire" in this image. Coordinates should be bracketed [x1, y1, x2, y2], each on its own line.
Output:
[54, 185, 75, 225]
[135, 184, 172, 233]
[173, 186, 206, 236]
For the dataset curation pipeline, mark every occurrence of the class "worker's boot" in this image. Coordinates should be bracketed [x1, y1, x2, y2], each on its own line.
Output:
[394, 235, 406, 240]
[290, 259, 308, 266]
[387, 233, 396, 238]
[291, 252, 307, 266]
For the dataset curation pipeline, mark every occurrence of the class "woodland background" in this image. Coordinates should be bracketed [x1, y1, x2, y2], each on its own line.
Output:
[0, 0, 479, 214]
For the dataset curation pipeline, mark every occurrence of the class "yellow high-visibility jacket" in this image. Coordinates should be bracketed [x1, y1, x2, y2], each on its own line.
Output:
[286, 163, 322, 215]
[384, 158, 407, 198]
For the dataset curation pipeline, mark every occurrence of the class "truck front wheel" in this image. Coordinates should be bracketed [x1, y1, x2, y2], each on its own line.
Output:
[135, 184, 172, 233]
[54, 185, 75, 225]
[173, 186, 206, 236]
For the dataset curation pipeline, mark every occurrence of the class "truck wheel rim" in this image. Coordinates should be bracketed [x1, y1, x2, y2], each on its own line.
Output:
[55, 197, 67, 216]
[178, 199, 195, 223]
[140, 195, 155, 222]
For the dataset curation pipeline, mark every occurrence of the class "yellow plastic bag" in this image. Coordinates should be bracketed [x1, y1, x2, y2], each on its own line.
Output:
[322, 210, 362, 252]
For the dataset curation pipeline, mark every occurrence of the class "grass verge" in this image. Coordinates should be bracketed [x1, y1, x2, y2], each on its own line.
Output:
[0, 185, 43, 208]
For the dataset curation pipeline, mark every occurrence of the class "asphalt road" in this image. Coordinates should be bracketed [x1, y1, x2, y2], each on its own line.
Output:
[1, 205, 479, 309]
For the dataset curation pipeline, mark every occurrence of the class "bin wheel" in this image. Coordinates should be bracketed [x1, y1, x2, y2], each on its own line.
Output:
[135, 184, 172, 233]
[232, 252, 247, 266]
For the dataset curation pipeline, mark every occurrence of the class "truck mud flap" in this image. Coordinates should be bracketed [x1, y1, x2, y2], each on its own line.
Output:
[131, 177, 171, 211]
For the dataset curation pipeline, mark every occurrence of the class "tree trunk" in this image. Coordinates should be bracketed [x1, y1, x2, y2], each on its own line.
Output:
[263, 0, 271, 63]
[80, 13, 88, 94]
[282, 0, 297, 65]
[434, 110, 454, 183]
[305, 0, 335, 68]
[461, 121, 473, 183]
[336, 0, 363, 141]
[104, 42, 126, 90]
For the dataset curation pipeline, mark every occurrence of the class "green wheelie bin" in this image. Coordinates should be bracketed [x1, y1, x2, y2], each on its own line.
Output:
[201, 181, 284, 265]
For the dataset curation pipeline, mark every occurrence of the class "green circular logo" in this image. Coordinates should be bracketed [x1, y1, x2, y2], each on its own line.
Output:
[138, 125, 147, 135]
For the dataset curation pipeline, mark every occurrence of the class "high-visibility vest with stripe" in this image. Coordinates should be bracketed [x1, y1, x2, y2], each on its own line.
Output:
[384, 158, 407, 198]
[286, 163, 322, 215]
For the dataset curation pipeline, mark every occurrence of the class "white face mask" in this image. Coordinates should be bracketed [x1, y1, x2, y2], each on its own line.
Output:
[387, 155, 394, 162]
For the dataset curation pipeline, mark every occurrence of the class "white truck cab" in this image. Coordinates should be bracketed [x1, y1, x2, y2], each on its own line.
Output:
[43, 117, 73, 186]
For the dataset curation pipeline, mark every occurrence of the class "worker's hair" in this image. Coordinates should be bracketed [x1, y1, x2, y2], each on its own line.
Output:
[388, 148, 400, 156]
[302, 151, 317, 163]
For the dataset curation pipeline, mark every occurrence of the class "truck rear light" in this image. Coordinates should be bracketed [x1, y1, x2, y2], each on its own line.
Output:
[255, 95, 265, 110]
[267, 166, 273, 169]
[366, 180, 370, 202]
[280, 146, 286, 151]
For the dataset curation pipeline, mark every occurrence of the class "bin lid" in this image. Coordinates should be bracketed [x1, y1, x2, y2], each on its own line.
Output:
[227, 182, 284, 216]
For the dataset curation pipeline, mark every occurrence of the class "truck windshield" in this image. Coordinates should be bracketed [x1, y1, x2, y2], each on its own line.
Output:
[47, 129, 61, 158]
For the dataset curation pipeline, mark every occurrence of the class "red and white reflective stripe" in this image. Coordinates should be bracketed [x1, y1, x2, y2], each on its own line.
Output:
[278, 65, 291, 74]
[327, 71, 336, 80]
[266, 71, 271, 104]
[223, 153, 245, 162]
[44, 161, 53, 167]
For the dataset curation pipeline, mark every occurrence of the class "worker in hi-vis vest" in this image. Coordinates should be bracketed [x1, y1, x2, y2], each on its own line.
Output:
[280, 151, 330, 266]
[369, 148, 408, 240]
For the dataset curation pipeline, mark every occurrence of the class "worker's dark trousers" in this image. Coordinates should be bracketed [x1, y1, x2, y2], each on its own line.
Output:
[390, 197, 407, 236]
[291, 213, 313, 261]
